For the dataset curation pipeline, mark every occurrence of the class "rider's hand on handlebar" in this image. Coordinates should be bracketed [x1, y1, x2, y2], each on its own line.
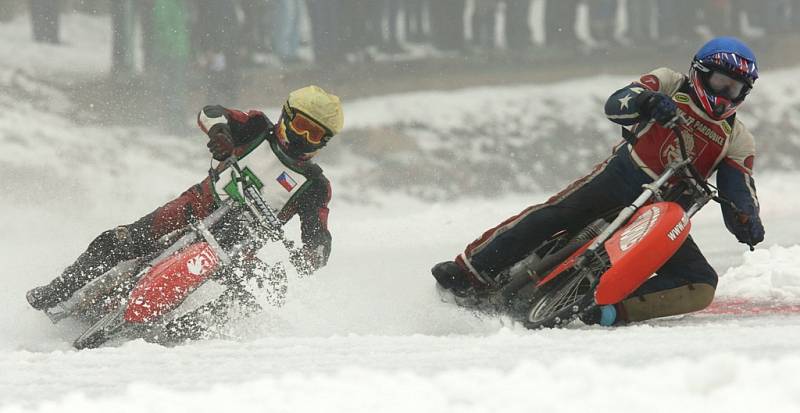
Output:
[640, 91, 680, 128]
[730, 212, 765, 247]
[207, 124, 235, 161]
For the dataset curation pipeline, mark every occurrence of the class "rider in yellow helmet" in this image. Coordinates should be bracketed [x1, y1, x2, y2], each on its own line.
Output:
[27, 86, 344, 325]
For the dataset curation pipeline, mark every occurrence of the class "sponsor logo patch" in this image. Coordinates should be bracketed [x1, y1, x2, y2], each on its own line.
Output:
[276, 171, 297, 192]
[640, 74, 660, 91]
[186, 246, 219, 276]
[674, 93, 690, 104]
[667, 214, 690, 241]
[619, 207, 661, 251]
[721, 121, 732, 135]
[744, 155, 754, 170]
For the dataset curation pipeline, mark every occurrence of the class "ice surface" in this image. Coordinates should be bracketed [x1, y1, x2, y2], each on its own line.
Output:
[2, 12, 800, 413]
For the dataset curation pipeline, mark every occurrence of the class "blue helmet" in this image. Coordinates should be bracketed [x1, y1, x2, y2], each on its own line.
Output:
[689, 37, 759, 120]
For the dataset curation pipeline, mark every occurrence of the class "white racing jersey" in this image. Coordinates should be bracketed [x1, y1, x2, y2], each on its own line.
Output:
[211, 137, 313, 214]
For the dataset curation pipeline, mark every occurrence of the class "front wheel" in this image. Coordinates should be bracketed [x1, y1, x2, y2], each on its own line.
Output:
[522, 266, 599, 329]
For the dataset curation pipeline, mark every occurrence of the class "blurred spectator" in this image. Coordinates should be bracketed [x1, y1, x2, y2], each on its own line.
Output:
[769, 0, 794, 32]
[587, 0, 618, 47]
[0, 1, 24, 22]
[430, 0, 466, 52]
[363, 0, 405, 54]
[358, 0, 383, 50]
[240, 0, 271, 63]
[794, 0, 800, 28]
[656, 0, 700, 46]
[383, 0, 404, 53]
[111, 0, 135, 77]
[272, 0, 302, 64]
[29, 0, 60, 43]
[471, 0, 499, 50]
[138, 0, 155, 72]
[194, 0, 242, 104]
[338, 0, 372, 61]
[731, 0, 765, 37]
[626, 0, 656, 45]
[701, 0, 730, 37]
[151, 0, 190, 132]
[505, 0, 533, 51]
[306, 0, 344, 66]
[405, 0, 428, 43]
[544, 0, 579, 48]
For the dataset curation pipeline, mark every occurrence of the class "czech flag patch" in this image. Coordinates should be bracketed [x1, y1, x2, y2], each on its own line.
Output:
[276, 171, 297, 192]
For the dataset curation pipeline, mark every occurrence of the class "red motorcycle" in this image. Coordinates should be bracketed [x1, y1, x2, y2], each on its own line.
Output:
[454, 126, 754, 328]
[42, 160, 312, 349]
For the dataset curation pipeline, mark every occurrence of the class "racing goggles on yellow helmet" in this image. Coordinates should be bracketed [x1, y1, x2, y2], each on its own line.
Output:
[281, 103, 333, 150]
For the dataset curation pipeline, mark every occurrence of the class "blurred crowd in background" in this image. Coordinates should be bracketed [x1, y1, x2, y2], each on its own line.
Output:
[5, 0, 800, 132]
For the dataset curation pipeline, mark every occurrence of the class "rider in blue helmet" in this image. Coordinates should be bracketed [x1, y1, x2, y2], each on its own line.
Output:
[689, 36, 759, 120]
[432, 37, 765, 326]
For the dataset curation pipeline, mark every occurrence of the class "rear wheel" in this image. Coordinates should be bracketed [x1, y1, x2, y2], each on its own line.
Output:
[497, 219, 608, 302]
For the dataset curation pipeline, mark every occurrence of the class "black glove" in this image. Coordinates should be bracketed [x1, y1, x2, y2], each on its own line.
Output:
[730, 212, 765, 246]
[639, 91, 679, 127]
[207, 124, 235, 161]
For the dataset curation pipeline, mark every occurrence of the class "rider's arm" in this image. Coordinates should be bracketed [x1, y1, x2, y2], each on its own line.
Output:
[279, 175, 333, 270]
[717, 121, 762, 236]
[197, 105, 274, 146]
[604, 84, 654, 126]
[717, 161, 759, 224]
[604, 68, 684, 126]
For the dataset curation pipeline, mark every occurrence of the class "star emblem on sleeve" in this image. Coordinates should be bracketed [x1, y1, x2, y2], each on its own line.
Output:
[618, 93, 633, 110]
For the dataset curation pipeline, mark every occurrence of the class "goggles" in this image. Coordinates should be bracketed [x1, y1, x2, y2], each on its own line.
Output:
[707, 71, 747, 100]
[283, 103, 332, 146]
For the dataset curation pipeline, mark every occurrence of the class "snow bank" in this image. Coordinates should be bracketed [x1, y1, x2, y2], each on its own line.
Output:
[3, 355, 800, 413]
[0, 13, 111, 82]
[341, 67, 800, 132]
[718, 245, 800, 301]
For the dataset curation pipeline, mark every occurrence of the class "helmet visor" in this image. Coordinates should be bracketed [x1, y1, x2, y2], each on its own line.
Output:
[284, 103, 331, 146]
[707, 71, 746, 100]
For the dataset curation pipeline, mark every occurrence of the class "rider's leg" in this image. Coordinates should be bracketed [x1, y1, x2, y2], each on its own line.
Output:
[614, 236, 718, 323]
[26, 213, 158, 310]
[151, 179, 216, 239]
[436, 151, 648, 292]
[27, 181, 216, 310]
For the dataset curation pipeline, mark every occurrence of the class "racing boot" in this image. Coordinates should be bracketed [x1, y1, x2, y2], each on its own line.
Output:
[431, 261, 475, 295]
[26, 226, 139, 311]
[433, 260, 500, 311]
[579, 304, 619, 326]
[26, 285, 64, 311]
[26, 254, 112, 311]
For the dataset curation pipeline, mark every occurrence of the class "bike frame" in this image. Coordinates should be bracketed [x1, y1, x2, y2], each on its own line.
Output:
[527, 145, 728, 312]
[582, 157, 713, 263]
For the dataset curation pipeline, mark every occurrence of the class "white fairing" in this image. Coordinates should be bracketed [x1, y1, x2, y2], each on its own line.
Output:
[213, 142, 308, 210]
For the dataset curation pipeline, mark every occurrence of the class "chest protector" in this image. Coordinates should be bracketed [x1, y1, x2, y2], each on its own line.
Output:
[211, 136, 315, 213]
[630, 82, 735, 180]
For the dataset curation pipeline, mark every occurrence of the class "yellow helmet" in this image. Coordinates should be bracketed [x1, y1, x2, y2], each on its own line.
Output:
[286, 85, 344, 135]
[278, 85, 344, 159]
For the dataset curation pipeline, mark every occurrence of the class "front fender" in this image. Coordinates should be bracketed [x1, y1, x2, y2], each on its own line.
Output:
[595, 202, 691, 305]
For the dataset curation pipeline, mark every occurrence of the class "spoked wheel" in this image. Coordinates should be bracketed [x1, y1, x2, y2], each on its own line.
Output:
[523, 266, 599, 329]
